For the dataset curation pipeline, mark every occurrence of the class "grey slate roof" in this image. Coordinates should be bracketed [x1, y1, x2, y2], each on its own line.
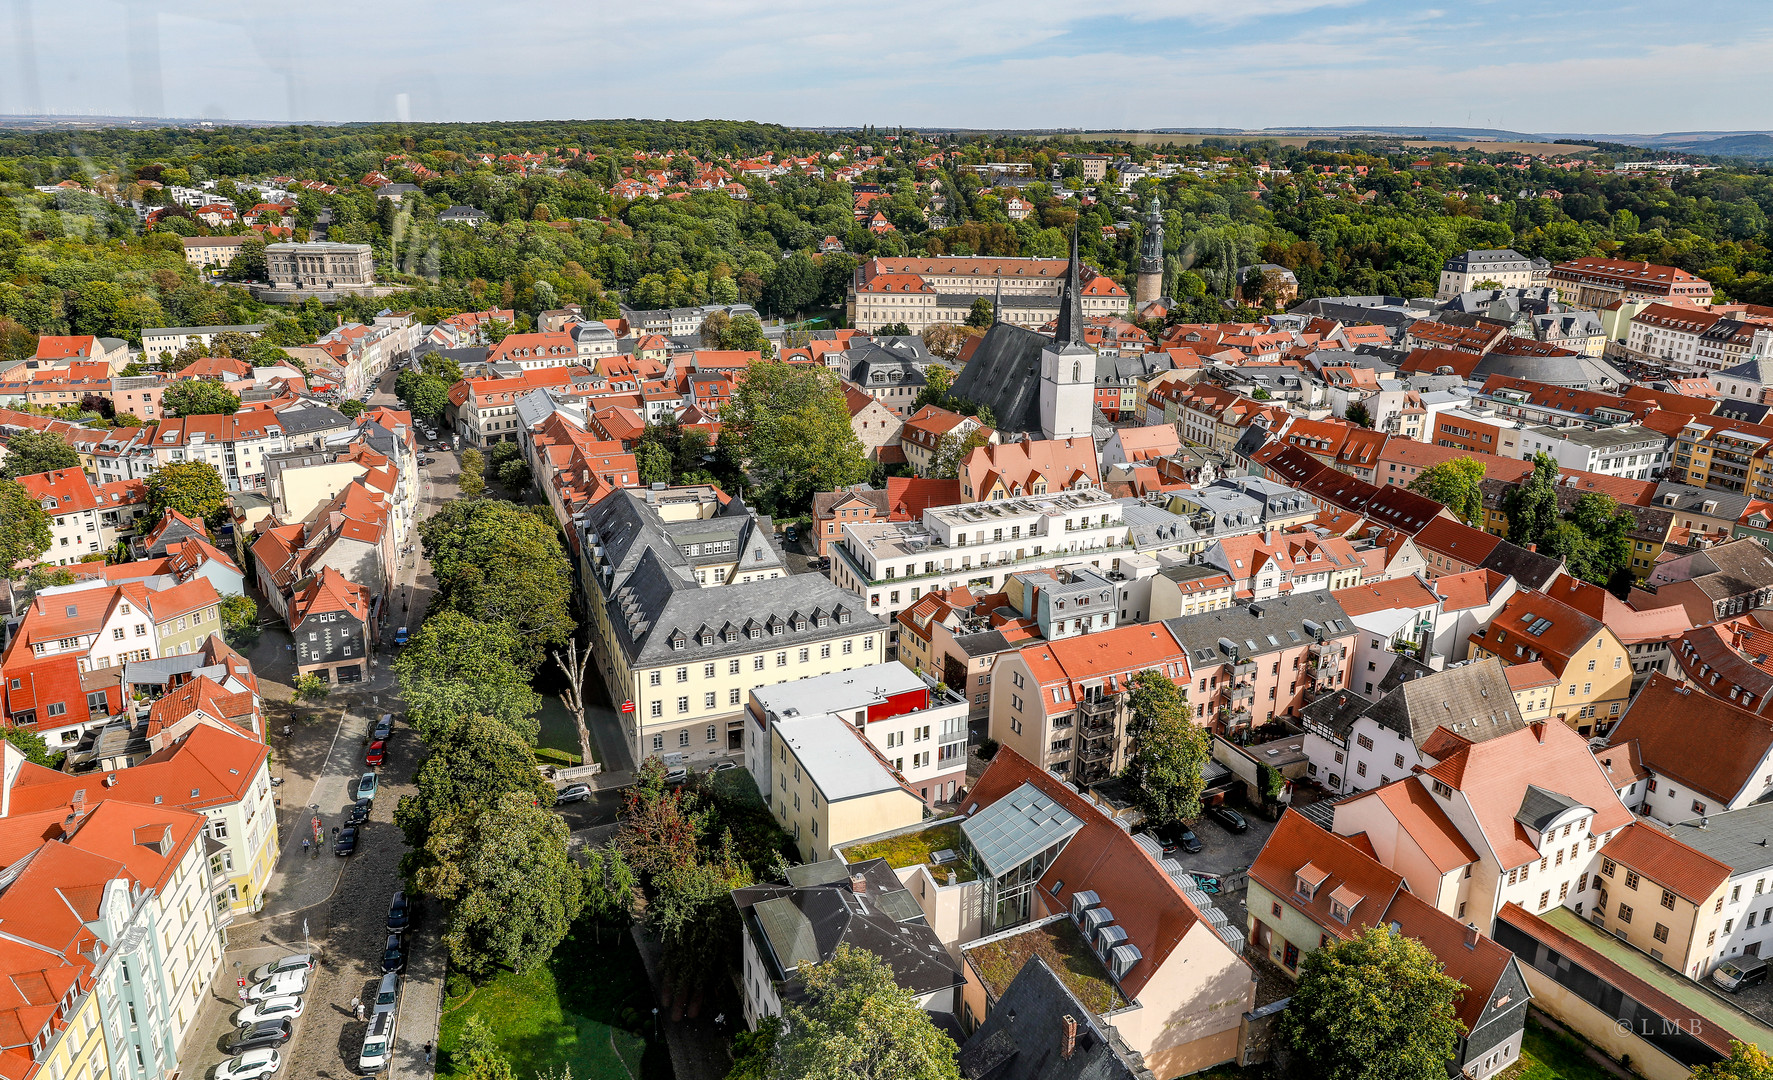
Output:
[1668, 802, 1773, 875]
[1164, 592, 1356, 668]
[1516, 785, 1585, 832]
[959, 956, 1152, 1080]
[273, 400, 352, 436]
[585, 488, 879, 667]
[949, 320, 1059, 436]
[732, 857, 962, 1000]
[1470, 350, 1630, 391]
[1653, 483, 1752, 521]
[1358, 657, 1527, 748]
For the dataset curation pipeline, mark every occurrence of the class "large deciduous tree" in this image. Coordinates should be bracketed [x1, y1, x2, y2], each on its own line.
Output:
[1502, 452, 1560, 548]
[724, 360, 871, 515]
[768, 944, 961, 1080]
[396, 369, 451, 422]
[1123, 668, 1209, 828]
[391, 611, 543, 741]
[144, 461, 226, 521]
[1406, 458, 1486, 526]
[1278, 925, 1465, 1080]
[417, 793, 584, 979]
[161, 378, 241, 417]
[418, 499, 575, 664]
[0, 432, 80, 479]
[0, 478, 53, 571]
[395, 713, 555, 851]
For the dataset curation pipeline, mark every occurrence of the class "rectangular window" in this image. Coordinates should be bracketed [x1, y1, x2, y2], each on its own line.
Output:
[1617, 904, 1633, 924]
[677, 696, 690, 714]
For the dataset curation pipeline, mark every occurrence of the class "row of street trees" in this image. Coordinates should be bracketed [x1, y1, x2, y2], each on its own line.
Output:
[392, 497, 589, 988]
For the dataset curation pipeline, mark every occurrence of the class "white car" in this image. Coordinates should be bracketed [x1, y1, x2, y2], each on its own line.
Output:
[215, 1048, 281, 1080]
[246, 968, 309, 1001]
[247, 953, 314, 984]
[235, 995, 304, 1027]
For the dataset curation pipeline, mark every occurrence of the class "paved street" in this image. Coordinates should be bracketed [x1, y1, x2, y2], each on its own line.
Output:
[176, 369, 455, 1079]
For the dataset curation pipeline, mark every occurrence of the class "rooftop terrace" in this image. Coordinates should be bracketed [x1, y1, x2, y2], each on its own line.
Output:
[964, 915, 1130, 1016]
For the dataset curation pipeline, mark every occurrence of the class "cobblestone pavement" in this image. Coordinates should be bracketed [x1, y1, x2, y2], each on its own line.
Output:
[175, 377, 453, 1079]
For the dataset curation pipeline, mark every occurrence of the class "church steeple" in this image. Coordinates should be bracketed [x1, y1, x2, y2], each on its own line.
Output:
[993, 270, 1003, 324]
[1055, 227, 1085, 346]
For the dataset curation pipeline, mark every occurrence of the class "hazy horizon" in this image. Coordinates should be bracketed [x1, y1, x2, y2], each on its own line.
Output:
[5, 0, 1770, 134]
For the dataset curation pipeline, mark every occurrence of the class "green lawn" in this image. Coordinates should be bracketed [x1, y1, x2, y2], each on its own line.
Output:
[438, 921, 669, 1080]
[1503, 1020, 1627, 1080]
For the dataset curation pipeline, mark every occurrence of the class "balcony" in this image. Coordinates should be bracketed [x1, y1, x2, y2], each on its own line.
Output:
[1232, 660, 1257, 677]
[1078, 735, 1115, 762]
[1078, 695, 1118, 720]
[1080, 715, 1116, 737]
[1227, 681, 1255, 703]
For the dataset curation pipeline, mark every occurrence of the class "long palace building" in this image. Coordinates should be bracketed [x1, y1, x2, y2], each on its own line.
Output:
[846, 256, 1128, 332]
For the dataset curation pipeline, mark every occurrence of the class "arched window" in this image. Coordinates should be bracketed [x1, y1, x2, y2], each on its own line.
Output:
[1072, 361, 1082, 382]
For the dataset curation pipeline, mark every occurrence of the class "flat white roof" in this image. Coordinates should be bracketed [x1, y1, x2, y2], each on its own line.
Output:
[777, 714, 902, 802]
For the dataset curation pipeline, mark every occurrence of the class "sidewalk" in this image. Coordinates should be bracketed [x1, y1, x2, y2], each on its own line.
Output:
[630, 925, 735, 1080]
[391, 906, 444, 1080]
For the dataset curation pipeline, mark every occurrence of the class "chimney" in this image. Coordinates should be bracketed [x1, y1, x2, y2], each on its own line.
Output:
[1530, 721, 1546, 743]
[1464, 923, 1480, 950]
[1061, 1015, 1077, 1059]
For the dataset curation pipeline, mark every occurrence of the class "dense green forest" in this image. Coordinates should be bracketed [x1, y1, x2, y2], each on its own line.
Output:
[1, 119, 1770, 362]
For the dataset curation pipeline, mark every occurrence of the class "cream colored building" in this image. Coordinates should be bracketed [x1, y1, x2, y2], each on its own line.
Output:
[180, 236, 251, 270]
[768, 714, 927, 862]
[579, 486, 889, 768]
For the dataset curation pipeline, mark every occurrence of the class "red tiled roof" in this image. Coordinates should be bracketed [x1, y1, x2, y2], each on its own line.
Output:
[1250, 811, 1403, 942]
[959, 748, 1225, 999]
[1606, 672, 1773, 806]
[1601, 822, 1729, 905]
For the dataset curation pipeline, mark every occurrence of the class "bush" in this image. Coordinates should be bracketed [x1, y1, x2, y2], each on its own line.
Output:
[977, 737, 999, 760]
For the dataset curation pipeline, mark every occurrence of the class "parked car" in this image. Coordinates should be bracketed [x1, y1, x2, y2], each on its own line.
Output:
[334, 826, 359, 856]
[420, 456, 434, 466]
[247, 953, 313, 984]
[394, 626, 408, 646]
[784, 525, 798, 542]
[215, 1048, 281, 1080]
[381, 934, 406, 974]
[1156, 822, 1202, 856]
[708, 761, 738, 774]
[372, 970, 399, 1016]
[387, 890, 410, 933]
[373, 714, 394, 741]
[246, 968, 309, 1001]
[235, 995, 303, 1027]
[346, 799, 371, 826]
[1714, 957, 1769, 993]
[365, 741, 385, 767]
[664, 766, 689, 785]
[555, 783, 591, 804]
[356, 772, 379, 802]
[1206, 805, 1249, 833]
[226, 1019, 293, 1054]
[359, 1011, 396, 1073]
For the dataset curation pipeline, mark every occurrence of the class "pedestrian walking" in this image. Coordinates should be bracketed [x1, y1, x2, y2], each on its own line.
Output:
[301, 838, 310, 856]
[350, 995, 360, 1013]
[424, 1042, 434, 1064]
[356, 1002, 365, 1022]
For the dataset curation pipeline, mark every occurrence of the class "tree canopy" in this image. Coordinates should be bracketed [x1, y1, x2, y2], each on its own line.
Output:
[1278, 925, 1466, 1080]
[418, 499, 575, 664]
[0, 478, 52, 570]
[0, 432, 79, 479]
[768, 944, 961, 1080]
[392, 611, 544, 741]
[1123, 669, 1209, 827]
[1407, 458, 1486, 526]
[396, 712, 555, 851]
[161, 378, 240, 417]
[144, 461, 227, 521]
[416, 791, 584, 978]
[723, 359, 871, 515]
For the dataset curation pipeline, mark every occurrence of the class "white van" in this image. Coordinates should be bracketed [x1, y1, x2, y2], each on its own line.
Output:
[359, 1010, 396, 1073]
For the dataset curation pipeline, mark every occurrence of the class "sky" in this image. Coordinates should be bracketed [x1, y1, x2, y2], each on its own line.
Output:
[5, 0, 1772, 135]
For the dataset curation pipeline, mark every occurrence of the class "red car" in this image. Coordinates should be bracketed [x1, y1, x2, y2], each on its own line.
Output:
[365, 740, 386, 767]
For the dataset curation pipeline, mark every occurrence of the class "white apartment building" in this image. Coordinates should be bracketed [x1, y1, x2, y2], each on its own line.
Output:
[1437, 249, 1546, 300]
[745, 663, 969, 807]
[828, 488, 1132, 654]
[1627, 304, 1723, 369]
[1516, 423, 1671, 479]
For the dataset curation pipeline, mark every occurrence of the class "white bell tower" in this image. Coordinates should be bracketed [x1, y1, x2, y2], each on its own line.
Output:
[1040, 229, 1097, 441]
